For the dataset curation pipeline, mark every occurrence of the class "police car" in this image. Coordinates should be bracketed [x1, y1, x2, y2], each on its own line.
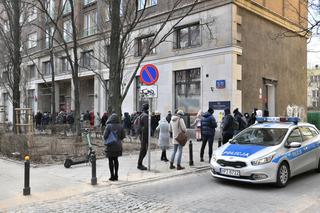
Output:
[210, 117, 320, 187]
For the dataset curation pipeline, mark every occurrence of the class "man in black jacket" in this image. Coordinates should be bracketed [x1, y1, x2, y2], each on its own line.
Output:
[200, 108, 217, 162]
[222, 108, 234, 144]
[137, 103, 149, 170]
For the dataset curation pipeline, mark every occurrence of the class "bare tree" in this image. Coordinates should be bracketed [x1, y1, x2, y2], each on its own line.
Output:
[94, 0, 199, 115]
[0, 0, 29, 133]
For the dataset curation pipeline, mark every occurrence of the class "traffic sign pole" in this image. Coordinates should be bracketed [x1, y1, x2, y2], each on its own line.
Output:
[147, 98, 152, 171]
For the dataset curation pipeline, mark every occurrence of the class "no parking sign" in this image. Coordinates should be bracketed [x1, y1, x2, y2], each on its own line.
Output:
[140, 64, 159, 85]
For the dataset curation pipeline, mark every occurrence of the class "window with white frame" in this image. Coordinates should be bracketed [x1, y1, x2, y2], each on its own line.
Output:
[62, 0, 72, 14]
[43, 61, 52, 76]
[138, 0, 157, 10]
[45, 26, 54, 48]
[63, 19, 72, 42]
[83, 0, 96, 6]
[28, 32, 38, 49]
[81, 50, 94, 68]
[174, 23, 200, 49]
[136, 35, 155, 56]
[61, 57, 71, 73]
[83, 11, 97, 37]
[27, 64, 36, 80]
[28, 6, 37, 22]
[46, 0, 55, 19]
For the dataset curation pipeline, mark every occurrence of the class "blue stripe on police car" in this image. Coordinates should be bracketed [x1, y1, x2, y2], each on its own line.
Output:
[222, 144, 267, 158]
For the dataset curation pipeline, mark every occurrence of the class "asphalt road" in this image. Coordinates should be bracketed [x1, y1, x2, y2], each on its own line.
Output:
[8, 169, 320, 212]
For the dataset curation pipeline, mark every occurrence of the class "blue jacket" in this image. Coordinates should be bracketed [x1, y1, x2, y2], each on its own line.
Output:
[201, 112, 217, 137]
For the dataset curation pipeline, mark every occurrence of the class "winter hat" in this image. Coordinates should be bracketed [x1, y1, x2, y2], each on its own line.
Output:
[233, 108, 239, 114]
[208, 107, 214, 114]
[177, 110, 184, 116]
[142, 103, 149, 111]
[224, 108, 230, 115]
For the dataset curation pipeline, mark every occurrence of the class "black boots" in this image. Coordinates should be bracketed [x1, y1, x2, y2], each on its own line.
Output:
[137, 164, 147, 170]
[161, 151, 169, 162]
[170, 162, 175, 169]
[177, 165, 185, 170]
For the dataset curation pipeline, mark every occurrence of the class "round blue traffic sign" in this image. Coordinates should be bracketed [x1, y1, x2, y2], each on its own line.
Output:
[140, 64, 159, 85]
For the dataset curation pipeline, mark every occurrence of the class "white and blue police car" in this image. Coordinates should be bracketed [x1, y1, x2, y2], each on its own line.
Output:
[210, 117, 320, 187]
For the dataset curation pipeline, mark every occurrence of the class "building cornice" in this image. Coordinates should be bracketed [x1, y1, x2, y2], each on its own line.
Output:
[234, 0, 307, 37]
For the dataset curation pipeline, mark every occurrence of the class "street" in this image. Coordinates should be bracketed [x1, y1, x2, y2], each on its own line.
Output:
[8, 169, 320, 212]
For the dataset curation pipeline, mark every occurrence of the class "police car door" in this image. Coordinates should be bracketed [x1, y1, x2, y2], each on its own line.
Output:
[285, 128, 304, 176]
[299, 127, 319, 171]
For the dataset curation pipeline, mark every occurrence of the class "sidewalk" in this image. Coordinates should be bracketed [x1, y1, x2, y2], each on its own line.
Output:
[0, 139, 217, 210]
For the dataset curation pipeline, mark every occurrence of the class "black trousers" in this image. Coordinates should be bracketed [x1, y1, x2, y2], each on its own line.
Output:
[200, 135, 214, 159]
[108, 157, 119, 178]
[222, 133, 233, 144]
[138, 137, 148, 166]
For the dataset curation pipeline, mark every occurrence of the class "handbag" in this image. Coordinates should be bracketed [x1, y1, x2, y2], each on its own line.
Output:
[175, 118, 188, 146]
[104, 130, 118, 145]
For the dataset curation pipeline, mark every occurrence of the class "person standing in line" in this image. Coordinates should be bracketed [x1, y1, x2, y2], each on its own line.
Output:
[123, 112, 132, 138]
[200, 108, 217, 162]
[137, 104, 149, 170]
[156, 117, 170, 162]
[103, 113, 125, 181]
[233, 108, 247, 135]
[191, 110, 203, 142]
[169, 110, 187, 170]
[221, 108, 234, 144]
[248, 108, 258, 126]
[166, 111, 172, 123]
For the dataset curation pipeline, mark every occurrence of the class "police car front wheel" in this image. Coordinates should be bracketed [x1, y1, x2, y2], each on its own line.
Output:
[276, 162, 290, 187]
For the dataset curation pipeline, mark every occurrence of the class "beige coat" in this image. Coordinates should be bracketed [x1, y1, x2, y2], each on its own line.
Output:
[169, 115, 187, 145]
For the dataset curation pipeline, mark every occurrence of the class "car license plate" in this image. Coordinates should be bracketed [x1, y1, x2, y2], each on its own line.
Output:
[220, 168, 240, 177]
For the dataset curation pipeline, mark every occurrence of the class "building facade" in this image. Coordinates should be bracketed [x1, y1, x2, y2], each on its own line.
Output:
[0, 0, 308, 125]
[307, 67, 320, 109]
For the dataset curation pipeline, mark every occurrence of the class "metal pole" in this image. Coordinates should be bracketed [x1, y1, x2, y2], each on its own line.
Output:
[23, 156, 31, 196]
[147, 98, 152, 171]
[189, 140, 194, 166]
[91, 151, 97, 185]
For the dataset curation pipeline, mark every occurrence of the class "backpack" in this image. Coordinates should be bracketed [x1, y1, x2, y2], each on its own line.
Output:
[240, 116, 248, 129]
[104, 130, 118, 145]
[133, 115, 142, 134]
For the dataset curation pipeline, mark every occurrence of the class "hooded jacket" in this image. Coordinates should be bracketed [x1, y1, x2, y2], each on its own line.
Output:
[201, 112, 217, 137]
[103, 114, 125, 158]
[169, 115, 187, 145]
[156, 117, 170, 149]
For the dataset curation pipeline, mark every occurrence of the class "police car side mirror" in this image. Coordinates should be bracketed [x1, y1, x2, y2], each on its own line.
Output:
[286, 142, 301, 148]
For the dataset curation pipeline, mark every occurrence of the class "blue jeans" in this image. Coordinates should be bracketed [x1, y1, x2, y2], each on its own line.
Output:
[171, 144, 183, 165]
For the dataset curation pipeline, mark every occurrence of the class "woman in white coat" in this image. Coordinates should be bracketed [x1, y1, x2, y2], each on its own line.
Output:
[169, 110, 187, 170]
[156, 117, 170, 162]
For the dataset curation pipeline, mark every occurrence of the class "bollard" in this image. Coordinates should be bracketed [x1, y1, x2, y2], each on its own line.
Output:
[189, 140, 194, 166]
[218, 138, 222, 147]
[91, 151, 97, 185]
[23, 155, 31, 196]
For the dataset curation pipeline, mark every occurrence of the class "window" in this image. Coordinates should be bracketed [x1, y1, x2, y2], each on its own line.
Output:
[43, 61, 52, 76]
[1, 71, 8, 83]
[104, 45, 110, 64]
[300, 127, 314, 141]
[138, 0, 157, 10]
[83, 12, 97, 37]
[287, 128, 302, 144]
[27, 64, 36, 80]
[312, 90, 317, 98]
[28, 32, 38, 49]
[62, 0, 71, 14]
[83, 0, 96, 6]
[174, 23, 200, 49]
[309, 127, 319, 137]
[81, 50, 94, 68]
[3, 20, 9, 32]
[137, 35, 155, 56]
[175, 68, 201, 115]
[313, 101, 317, 107]
[61, 57, 71, 73]
[45, 26, 54, 48]
[27, 89, 35, 112]
[63, 20, 72, 42]
[28, 6, 37, 22]
[46, 0, 55, 19]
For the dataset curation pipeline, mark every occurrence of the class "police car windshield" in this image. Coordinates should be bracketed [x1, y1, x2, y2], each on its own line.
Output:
[231, 128, 288, 146]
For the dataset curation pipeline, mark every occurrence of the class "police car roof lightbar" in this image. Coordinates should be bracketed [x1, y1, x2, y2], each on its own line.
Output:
[256, 117, 300, 125]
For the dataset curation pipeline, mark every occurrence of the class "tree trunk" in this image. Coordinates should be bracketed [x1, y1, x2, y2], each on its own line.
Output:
[109, 0, 122, 116]
[12, 0, 21, 133]
[50, 51, 56, 133]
